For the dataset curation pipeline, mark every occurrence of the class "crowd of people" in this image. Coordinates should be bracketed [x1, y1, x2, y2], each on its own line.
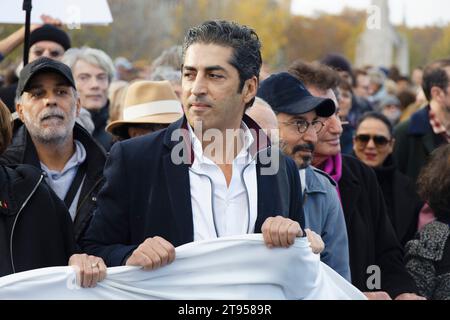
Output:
[0, 17, 449, 299]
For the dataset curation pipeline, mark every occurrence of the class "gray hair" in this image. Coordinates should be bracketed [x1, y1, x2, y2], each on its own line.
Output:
[63, 47, 115, 82]
[149, 66, 181, 82]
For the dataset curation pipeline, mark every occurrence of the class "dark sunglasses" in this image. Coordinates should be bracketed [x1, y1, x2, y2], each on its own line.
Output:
[355, 134, 391, 147]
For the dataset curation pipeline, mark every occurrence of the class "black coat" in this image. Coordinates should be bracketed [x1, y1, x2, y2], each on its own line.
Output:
[82, 115, 305, 266]
[88, 101, 113, 152]
[393, 106, 447, 182]
[373, 155, 423, 247]
[0, 164, 76, 277]
[340, 155, 417, 298]
[0, 123, 106, 244]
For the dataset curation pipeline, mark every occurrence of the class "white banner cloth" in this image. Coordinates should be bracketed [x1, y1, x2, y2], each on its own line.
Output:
[0, 235, 366, 300]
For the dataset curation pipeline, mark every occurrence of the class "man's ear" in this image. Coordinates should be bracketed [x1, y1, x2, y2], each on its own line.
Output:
[15, 102, 25, 122]
[75, 96, 81, 117]
[430, 86, 444, 102]
[242, 76, 258, 104]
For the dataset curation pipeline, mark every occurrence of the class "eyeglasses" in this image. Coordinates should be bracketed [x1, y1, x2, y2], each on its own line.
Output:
[280, 119, 325, 134]
[354, 134, 391, 148]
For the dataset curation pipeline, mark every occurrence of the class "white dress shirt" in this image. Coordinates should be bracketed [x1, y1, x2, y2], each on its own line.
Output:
[188, 123, 258, 241]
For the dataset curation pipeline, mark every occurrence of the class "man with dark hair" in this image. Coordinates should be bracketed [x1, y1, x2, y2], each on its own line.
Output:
[257, 72, 350, 281]
[288, 60, 423, 300]
[394, 58, 450, 183]
[82, 20, 321, 270]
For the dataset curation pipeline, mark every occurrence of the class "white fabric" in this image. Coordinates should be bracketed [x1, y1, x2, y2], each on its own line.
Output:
[188, 123, 258, 240]
[123, 100, 183, 120]
[0, 0, 113, 25]
[299, 169, 306, 195]
[0, 235, 366, 300]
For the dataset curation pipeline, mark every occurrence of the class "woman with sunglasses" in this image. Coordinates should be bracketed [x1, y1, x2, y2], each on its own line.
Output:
[353, 112, 423, 246]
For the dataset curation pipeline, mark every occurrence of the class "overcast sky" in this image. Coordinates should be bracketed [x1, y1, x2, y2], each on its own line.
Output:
[291, 0, 450, 27]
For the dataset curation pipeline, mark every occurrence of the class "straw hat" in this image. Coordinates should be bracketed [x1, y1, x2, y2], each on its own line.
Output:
[106, 80, 183, 136]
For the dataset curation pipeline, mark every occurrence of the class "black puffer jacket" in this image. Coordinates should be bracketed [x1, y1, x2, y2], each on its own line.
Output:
[0, 164, 76, 277]
[0, 123, 106, 245]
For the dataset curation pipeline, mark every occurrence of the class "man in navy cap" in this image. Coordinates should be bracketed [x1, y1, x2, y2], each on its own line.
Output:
[257, 72, 351, 281]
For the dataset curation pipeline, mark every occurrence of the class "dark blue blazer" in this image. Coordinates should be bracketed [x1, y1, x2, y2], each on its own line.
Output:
[82, 115, 304, 266]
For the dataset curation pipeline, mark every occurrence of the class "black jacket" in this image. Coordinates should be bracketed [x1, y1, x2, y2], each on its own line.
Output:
[0, 164, 76, 277]
[82, 115, 305, 266]
[88, 101, 113, 152]
[0, 123, 106, 244]
[373, 155, 423, 247]
[340, 155, 417, 298]
[394, 106, 447, 182]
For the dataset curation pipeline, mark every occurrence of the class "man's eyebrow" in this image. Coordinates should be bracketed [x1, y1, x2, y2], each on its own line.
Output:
[291, 115, 320, 121]
[183, 65, 227, 73]
[56, 82, 71, 87]
[204, 65, 227, 73]
[26, 83, 43, 90]
[182, 66, 196, 71]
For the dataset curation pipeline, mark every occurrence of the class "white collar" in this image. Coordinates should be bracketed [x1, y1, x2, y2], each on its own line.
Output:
[188, 122, 254, 165]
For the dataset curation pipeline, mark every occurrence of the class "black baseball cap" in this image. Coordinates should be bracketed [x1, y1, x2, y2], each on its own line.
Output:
[16, 57, 76, 99]
[257, 72, 336, 117]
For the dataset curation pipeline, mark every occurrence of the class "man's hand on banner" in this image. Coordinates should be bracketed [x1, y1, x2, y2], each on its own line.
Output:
[304, 228, 324, 254]
[363, 291, 392, 300]
[126, 236, 176, 271]
[261, 216, 303, 248]
[68, 254, 107, 288]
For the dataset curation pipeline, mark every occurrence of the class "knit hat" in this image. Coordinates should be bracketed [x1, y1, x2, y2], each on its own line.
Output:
[321, 53, 352, 74]
[29, 24, 71, 51]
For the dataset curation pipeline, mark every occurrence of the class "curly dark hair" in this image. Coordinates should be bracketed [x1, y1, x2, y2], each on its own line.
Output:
[0, 100, 12, 155]
[288, 59, 341, 92]
[182, 20, 262, 109]
[417, 144, 450, 220]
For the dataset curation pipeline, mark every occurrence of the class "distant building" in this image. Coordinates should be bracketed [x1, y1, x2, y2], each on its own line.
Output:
[355, 0, 409, 75]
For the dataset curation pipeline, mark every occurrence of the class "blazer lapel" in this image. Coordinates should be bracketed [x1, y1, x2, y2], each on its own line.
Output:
[254, 152, 290, 232]
[162, 117, 194, 244]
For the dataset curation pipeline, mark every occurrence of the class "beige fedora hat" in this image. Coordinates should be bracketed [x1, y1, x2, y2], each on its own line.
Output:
[106, 80, 183, 135]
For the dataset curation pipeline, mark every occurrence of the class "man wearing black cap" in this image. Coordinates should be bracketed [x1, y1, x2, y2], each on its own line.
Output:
[257, 72, 351, 281]
[0, 57, 106, 247]
[0, 24, 71, 112]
